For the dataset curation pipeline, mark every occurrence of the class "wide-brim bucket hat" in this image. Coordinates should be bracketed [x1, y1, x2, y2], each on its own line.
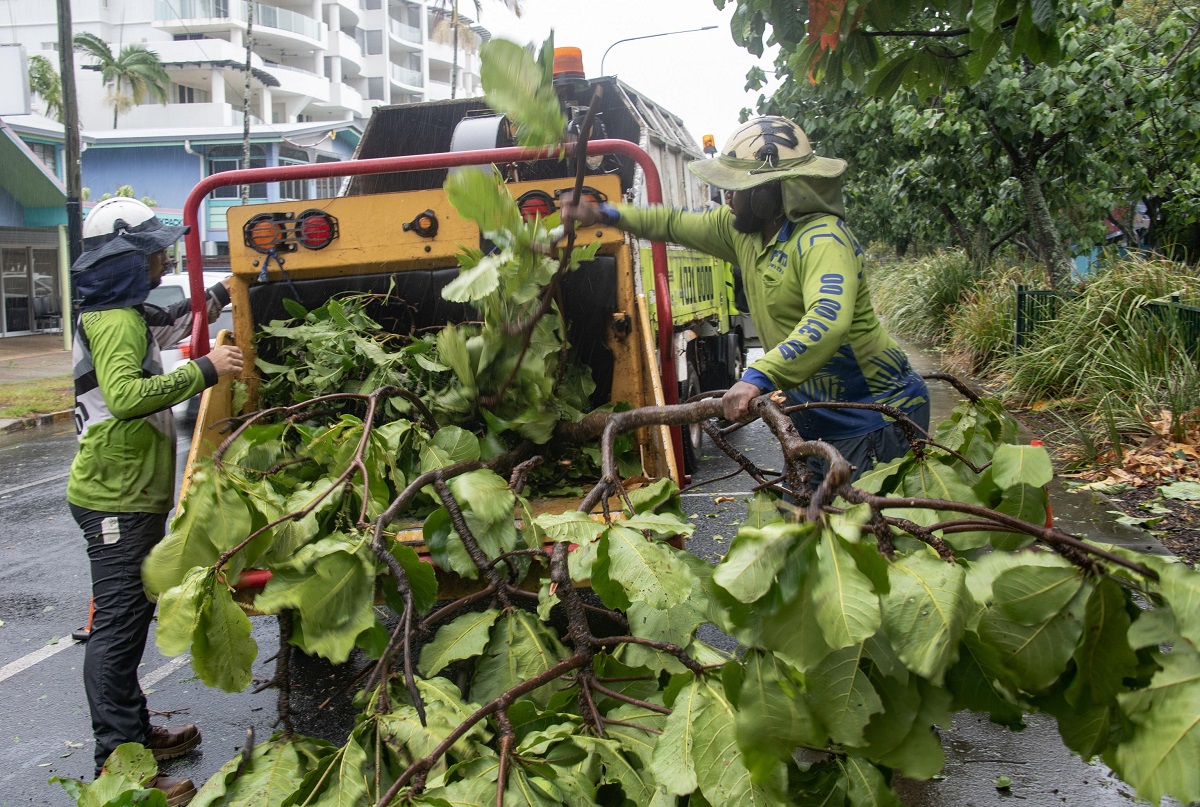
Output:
[689, 116, 847, 191]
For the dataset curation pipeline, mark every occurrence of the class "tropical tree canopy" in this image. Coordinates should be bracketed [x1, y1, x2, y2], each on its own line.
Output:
[736, 0, 1200, 279]
[27, 54, 63, 122]
[73, 32, 170, 128]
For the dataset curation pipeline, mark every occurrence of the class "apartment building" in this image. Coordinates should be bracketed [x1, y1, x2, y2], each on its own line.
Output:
[5, 0, 516, 128]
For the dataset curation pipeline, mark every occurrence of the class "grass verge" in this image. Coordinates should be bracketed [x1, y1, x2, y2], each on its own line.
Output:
[0, 375, 73, 419]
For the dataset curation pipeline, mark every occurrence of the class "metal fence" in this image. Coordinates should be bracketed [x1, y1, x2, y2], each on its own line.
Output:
[1015, 284, 1078, 351]
[1016, 285, 1200, 356]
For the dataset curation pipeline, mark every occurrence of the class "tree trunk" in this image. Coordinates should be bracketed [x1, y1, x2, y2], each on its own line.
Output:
[939, 202, 975, 263]
[1013, 159, 1071, 289]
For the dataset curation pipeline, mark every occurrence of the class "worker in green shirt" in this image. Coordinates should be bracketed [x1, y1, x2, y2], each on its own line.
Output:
[68, 197, 242, 803]
[564, 115, 930, 490]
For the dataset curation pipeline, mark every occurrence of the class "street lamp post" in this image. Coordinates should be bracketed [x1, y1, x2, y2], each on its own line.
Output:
[600, 25, 718, 77]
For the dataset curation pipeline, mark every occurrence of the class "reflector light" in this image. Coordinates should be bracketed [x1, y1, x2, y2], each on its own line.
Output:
[297, 210, 336, 250]
[517, 190, 556, 221]
[248, 217, 285, 251]
[179, 341, 191, 360]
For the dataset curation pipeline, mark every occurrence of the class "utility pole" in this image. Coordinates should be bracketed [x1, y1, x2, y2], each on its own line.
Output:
[55, 0, 82, 266]
[242, 0, 255, 205]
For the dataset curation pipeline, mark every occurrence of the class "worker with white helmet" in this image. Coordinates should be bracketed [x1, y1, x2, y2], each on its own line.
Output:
[564, 115, 931, 489]
[67, 197, 242, 803]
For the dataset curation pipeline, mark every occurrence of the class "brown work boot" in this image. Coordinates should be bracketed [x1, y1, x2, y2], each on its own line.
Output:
[149, 775, 197, 806]
[146, 723, 202, 761]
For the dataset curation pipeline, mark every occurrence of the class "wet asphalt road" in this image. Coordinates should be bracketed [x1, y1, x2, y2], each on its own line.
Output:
[0, 356, 1186, 806]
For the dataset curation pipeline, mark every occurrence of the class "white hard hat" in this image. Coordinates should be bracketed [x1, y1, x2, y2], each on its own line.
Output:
[688, 116, 847, 191]
[82, 197, 188, 251]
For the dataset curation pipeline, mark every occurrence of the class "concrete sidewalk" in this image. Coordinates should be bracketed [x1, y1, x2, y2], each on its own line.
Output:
[0, 332, 73, 432]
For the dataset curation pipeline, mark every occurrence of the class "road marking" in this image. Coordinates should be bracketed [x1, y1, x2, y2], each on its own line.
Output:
[0, 471, 69, 498]
[0, 638, 78, 683]
[141, 655, 190, 689]
[0, 638, 191, 690]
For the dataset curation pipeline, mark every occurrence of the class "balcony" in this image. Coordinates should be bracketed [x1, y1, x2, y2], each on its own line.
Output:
[323, 0, 361, 28]
[253, 2, 326, 46]
[154, 0, 324, 46]
[120, 102, 242, 128]
[328, 82, 364, 115]
[264, 62, 330, 102]
[333, 30, 364, 74]
[389, 62, 423, 88]
[388, 17, 421, 46]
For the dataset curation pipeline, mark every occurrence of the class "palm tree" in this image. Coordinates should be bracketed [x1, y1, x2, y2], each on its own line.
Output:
[27, 55, 64, 121]
[73, 32, 170, 128]
[432, 0, 520, 99]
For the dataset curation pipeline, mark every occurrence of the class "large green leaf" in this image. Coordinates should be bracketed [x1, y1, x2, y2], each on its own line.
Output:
[713, 522, 811, 604]
[807, 645, 884, 747]
[287, 734, 371, 807]
[1111, 646, 1200, 806]
[850, 670, 952, 780]
[841, 756, 904, 807]
[690, 678, 785, 804]
[419, 608, 501, 676]
[155, 566, 212, 657]
[595, 525, 694, 611]
[192, 735, 333, 806]
[480, 38, 567, 148]
[253, 533, 377, 664]
[471, 610, 567, 707]
[812, 532, 882, 650]
[650, 678, 701, 796]
[880, 549, 967, 684]
[191, 577, 257, 692]
[144, 468, 253, 596]
[441, 250, 504, 303]
[1065, 576, 1139, 708]
[736, 651, 826, 779]
[1158, 560, 1200, 649]
[533, 510, 606, 545]
[976, 574, 1089, 693]
[991, 443, 1054, 490]
[993, 564, 1084, 626]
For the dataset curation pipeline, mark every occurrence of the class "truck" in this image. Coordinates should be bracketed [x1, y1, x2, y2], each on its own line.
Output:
[180, 62, 747, 490]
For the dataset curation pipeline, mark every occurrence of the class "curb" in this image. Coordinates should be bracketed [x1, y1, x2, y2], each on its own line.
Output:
[0, 410, 73, 434]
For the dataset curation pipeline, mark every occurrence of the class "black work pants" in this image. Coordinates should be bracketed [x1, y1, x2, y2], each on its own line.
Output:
[802, 401, 932, 491]
[69, 504, 166, 774]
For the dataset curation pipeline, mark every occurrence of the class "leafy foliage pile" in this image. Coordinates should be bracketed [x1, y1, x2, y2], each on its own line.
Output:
[58, 34, 1200, 807]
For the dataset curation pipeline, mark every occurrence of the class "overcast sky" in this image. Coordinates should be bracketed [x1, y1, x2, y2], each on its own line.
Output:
[481, 0, 780, 151]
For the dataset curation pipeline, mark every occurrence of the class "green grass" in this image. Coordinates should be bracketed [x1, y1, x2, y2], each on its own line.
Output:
[869, 250, 984, 344]
[0, 375, 73, 419]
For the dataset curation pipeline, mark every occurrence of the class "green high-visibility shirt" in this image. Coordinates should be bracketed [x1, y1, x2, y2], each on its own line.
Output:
[68, 306, 216, 514]
[615, 204, 928, 439]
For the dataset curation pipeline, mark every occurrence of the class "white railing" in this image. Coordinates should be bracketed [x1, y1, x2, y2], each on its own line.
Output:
[156, 0, 321, 40]
[388, 17, 421, 44]
[155, 0, 245, 22]
[254, 2, 323, 40]
[389, 62, 423, 87]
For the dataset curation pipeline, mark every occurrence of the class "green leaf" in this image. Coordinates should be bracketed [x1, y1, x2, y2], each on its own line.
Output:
[155, 566, 212, 657]
[445, 167, 521, 238]
[533, 510, 606, 545]
[736, 651, 826, 779]
[841, 756, 904, 807]
[596, 525, 695, 611]
[881, 550, 967, 684]
[991, 443, 1053, 490]
[851, 671, 952, 780]
[419, 425, 481, 473]
[480, 37, 567, 148]
[288, 734, 371, 807]
[471, 610, 567, 708]
[419, 608, 502, 676]
[713, 522, 812, 604]
[650, 678, 701, 796]
[690, 678, 786, 804]
[812, 532, 882, 650]
[384, 541, 439, 616]
[143, 467, 253, 597]
[1160, 481, 1200, 502]
[441, 250, 504, 303]
[191, 577, 257, 692]
[807, 644, 884, 747]
[1158, 560, 1200, 649]
[1065, 576, 1139, 707]
[993, 564, 1083, 626]
[976, 574, 1088, 692]
[1111, 646, 1200, 806]
[192, 735, 333, 807]
[253, 533, 377, 664]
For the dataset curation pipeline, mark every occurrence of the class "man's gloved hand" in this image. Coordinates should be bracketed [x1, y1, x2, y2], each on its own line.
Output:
[560, 198, 604, 227]
[722, 380, 766, 421]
